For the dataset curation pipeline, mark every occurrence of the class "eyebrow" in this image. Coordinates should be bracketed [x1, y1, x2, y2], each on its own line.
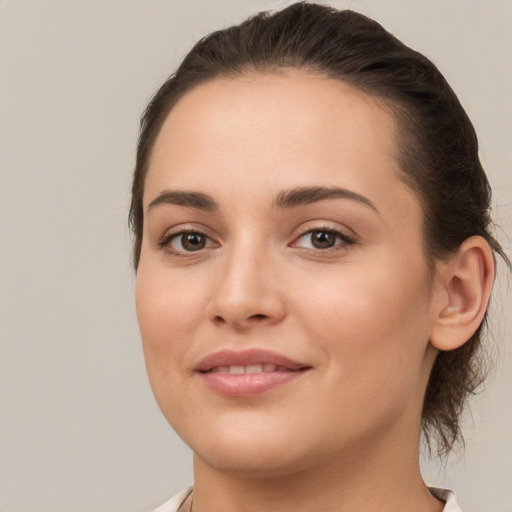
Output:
[147, 190, 218, 212]
[273, 186, 379, 213]
[147, 186, 378, 214]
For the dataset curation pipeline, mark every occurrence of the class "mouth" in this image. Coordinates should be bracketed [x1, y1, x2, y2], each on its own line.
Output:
[208, 363, 300, 374]
[195, 349, 311, 397]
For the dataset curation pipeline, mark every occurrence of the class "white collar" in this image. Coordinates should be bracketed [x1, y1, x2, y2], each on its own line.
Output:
[429, 487, 463, 512]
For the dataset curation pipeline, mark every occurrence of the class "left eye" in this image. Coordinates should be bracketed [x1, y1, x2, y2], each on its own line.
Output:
[293, 229, 351, 250]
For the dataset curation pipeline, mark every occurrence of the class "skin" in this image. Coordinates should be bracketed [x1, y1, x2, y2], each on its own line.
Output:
[136, 71, 452, 512]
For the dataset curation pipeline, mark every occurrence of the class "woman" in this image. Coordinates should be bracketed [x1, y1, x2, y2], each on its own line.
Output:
[130, 3, 508, 511]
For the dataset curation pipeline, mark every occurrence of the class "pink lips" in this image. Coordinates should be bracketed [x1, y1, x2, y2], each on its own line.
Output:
[195, 348, 310, 397]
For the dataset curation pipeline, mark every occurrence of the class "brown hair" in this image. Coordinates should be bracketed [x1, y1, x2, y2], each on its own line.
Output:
[129, 2, 509, 455]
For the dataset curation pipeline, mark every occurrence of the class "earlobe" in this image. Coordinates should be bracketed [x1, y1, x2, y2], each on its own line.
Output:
[430, 236, 495, 351]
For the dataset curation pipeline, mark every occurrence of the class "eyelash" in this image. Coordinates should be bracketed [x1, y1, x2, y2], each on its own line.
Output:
[157, 230, 218, 256]
[157, 226, 355, 256]
[291, 226, 355, 253]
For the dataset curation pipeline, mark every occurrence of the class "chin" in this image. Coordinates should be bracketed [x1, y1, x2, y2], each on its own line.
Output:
[179, 418, 315, 478]
[195, 445, 309, 479]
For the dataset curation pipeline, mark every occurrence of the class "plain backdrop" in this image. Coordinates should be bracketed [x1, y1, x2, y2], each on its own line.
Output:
[1, 1, 511, 511]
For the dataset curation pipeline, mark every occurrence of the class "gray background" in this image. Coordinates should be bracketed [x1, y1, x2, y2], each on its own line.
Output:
[1, 1, 510, 511]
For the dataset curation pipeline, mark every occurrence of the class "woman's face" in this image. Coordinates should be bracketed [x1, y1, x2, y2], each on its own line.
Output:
[136, 71, 440, 476]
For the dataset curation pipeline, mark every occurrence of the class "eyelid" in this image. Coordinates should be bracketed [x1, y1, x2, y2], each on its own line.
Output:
[155, 221, 356, 256]
[290, 223, 356, 252]
[156, 224, 220, 255]
[292, 221, 356, 241]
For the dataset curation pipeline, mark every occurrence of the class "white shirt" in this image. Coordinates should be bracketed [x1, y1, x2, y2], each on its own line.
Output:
[152, 487, 463, 512]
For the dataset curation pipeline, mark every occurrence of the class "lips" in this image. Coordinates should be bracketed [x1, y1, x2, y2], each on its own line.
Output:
[196, 348, 307, 372]
[195, 348, 311, 397]
[209, 363, 290, 374]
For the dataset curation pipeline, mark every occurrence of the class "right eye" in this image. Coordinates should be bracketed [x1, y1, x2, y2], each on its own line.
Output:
[165, 231, 217, 253]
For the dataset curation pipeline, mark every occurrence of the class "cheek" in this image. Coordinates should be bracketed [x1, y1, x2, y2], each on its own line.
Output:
[135, 264, 203, 390]
[136, 262, 204, 342]
[293, 258, 433, 393]
[135, 265, 205, 430]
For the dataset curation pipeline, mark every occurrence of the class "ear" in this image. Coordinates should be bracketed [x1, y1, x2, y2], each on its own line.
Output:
[430, 236, 495, 351]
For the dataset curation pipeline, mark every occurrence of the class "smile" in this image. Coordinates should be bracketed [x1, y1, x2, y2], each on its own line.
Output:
[196, 349, 311, 397]
[209, 364, 291, 374]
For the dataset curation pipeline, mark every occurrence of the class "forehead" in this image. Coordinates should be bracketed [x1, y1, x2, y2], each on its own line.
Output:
[145, 70, 416, 221]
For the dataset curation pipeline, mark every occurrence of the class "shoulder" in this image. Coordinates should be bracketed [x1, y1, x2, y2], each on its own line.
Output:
[151, 487, 193, 512]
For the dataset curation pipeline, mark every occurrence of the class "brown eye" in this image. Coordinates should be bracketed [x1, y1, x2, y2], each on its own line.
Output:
[170, 232, 210, 252]
[292, 227, 354, 252]
[310, 230, 337, 249]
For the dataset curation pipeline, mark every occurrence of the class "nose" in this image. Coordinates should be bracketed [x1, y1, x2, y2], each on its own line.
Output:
[206, 245, 287, 331]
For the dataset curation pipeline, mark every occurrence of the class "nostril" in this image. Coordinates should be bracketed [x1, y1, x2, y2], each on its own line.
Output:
[250, 314, 268, 320]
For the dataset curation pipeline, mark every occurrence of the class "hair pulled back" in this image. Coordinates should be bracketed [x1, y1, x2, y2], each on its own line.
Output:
[130, 2, 508, 455]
